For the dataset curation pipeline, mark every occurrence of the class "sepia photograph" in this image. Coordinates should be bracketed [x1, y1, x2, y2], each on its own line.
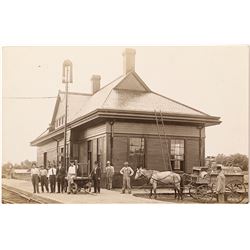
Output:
[2, 46, 248, 204]
[1, 2, 250, 250]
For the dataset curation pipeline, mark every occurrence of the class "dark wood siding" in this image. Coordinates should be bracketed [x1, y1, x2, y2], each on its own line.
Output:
[114, 122, 202, 137]
[112, 136, 128, 171]
[201, 138, 205, 166]
[185, 139, 200, 173]
[146, 137, 170, 171]
[112, 136, 128, 188]
[78, 141, 88, 175]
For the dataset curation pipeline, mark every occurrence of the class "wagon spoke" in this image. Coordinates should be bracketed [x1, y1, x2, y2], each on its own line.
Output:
[189, 185, 197, 199]
[226, 180, 246, 203]
[196, 185, 214, 203]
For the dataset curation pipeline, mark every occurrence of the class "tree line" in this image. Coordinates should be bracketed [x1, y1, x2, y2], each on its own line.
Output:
[2, 160, 36, 175]
[214, 153, 248, 171]
[1, 153, 248, 175]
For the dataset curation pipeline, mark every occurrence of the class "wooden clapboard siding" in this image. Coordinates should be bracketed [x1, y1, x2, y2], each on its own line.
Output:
[185, 139, 200, 173]
[78, 123, 107, 140]
[37, 151, 43, 167]
[112, 136, 128, 171]
[92, 139, 97, 167]
[37, 140, 58, 166]
[201, 138, 205, 166]
[79, 142, 88, 164]
[146, 137, 170, 171]
[113, 122, 204, 138]
[102, 136, 107, 168]
[78, 141, 88, 175]
[111, 136, 128, 188]
[47, 148, 57, 164]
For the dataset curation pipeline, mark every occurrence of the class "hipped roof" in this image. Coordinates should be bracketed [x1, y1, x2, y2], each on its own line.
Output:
[31, 71, 221, 145]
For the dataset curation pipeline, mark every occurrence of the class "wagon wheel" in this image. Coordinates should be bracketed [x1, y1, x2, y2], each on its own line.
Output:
[226, 180, 246, 203]
[70, 183, 78, 194]
[189, 185, 198, 199]
[196, 185, 214, 203]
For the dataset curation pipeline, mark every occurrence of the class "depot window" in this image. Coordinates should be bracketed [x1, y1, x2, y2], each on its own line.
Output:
[170, 139, 185, 171]
[128, 137, 145, 168]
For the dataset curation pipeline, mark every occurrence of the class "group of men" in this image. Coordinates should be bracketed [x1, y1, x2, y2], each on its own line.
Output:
[31, 160, 135, 195]
[31, 160, 226, 202]
[30, 161, 77, 194]
[90, 160, 134, 194]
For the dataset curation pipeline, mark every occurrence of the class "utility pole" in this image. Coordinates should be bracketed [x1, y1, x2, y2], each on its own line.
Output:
[62, 60, 73, 171]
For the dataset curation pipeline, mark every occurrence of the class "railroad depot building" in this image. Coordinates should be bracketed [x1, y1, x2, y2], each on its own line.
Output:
[31, 48, 221, 187]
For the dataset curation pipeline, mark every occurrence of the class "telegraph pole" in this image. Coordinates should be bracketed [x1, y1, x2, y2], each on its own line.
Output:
[62, 60, 73, 171]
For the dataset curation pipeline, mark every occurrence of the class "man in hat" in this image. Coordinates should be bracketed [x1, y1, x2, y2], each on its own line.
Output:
[48, 163, 57, 193]
[30, 163, 40, 193]
[105, 161, 114, 190]
[120, 162, 134, 194]
[56, 162, 66, 193]
[40, 165, 49, 193]
[216, 166, 226, 203]
[67, 161, 77, 194]
[91, 161, 102, 193]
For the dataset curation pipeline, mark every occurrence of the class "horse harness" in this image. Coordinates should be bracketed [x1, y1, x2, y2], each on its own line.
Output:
[139, 170, 181, 188]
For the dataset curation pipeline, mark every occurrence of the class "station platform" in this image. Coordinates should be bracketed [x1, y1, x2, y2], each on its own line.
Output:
[2, 178, 167, 204]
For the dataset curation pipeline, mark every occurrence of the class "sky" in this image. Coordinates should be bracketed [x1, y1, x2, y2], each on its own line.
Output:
[2, 46, 249, 164]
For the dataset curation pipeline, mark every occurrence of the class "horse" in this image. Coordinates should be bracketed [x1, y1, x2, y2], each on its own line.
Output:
[134, 167, 183, 200]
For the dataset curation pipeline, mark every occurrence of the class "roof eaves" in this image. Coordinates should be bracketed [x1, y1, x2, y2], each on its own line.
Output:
[50, 91, 62, 126]
[30, 127, 64, 146]
[151, 91, 210, 116]
[97, 108, 220, 121]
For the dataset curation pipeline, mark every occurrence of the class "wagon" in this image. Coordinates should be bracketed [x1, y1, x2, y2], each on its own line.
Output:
[184, 166, 247, 203]
[69, 176, 92, 194]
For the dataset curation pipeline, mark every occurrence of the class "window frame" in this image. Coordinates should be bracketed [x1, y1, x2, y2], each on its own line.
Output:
[170, 139, 185, 171]
[128, 137, 145, 169]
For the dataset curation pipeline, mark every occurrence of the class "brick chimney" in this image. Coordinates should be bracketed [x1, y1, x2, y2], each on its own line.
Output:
[123, 48, 136, 75]
[91, 75, 101, 94]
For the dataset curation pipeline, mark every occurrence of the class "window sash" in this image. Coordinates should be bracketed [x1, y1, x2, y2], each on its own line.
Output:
[170, 139, 185, 170]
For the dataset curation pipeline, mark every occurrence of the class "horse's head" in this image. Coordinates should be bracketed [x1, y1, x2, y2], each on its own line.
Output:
[134, 167, 143, 180]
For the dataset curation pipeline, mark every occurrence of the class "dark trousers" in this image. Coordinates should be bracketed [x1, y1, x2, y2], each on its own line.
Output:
[93, 179, 101, 193]
[32, 174, 39, 193]
[49, 175, 56, 193]
[41, 176, 49, 192]
[57, 176, 65, 193]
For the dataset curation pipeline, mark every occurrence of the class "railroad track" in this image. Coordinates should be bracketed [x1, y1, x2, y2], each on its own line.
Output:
[2, 199, 15, 204]
[2, 186, 45, 204]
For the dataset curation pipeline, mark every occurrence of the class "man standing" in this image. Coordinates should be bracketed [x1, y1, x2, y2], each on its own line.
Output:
[91, 161, 102, 193]
[74, 160, 79, 176]
[120, 162, 134, 194]
[31, 163, 40, 193]
[40, 165, 49, 193]
[105, 161, 114, 190]
[67, 161, 77, 194]
[56, 162, 66, 193]
[48, 164, 57, 193]
[216, 166, 226, 203]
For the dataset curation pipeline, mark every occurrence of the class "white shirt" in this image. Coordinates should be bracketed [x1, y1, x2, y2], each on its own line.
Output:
[31, 167, 40, 176]
[48, 167, 57, 176]
[40, 169, 48, 176]
[68, 165, 77, 175]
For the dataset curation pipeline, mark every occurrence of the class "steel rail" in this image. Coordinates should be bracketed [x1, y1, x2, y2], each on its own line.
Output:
[2, 186, 45, 204]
